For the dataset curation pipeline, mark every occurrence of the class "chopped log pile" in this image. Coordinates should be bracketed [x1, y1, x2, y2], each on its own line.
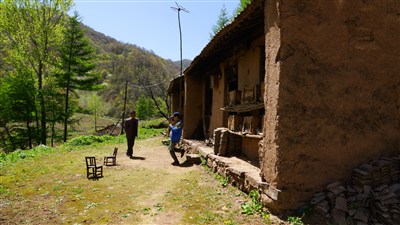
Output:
[311, 156, 400, 225]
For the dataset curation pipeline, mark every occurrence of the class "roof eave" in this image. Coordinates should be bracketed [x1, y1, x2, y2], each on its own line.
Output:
[184, 0, 264, 75]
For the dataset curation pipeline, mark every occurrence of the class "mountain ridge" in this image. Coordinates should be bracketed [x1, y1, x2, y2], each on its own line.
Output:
[82, 23, 192, 68]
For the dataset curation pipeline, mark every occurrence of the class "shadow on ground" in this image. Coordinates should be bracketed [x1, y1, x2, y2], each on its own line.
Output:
[130, 156, 146, 160]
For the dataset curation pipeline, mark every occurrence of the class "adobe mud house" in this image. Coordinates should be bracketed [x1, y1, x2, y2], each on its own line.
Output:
[179, 0, 400, 212]
[168, 76, 184, 114]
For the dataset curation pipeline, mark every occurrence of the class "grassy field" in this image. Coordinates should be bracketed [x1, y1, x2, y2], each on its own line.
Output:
[69, 114, 168, 138]
[0, 115, 316, 225]
[0, 136, 288, 225]
[69, 113, 120, 137]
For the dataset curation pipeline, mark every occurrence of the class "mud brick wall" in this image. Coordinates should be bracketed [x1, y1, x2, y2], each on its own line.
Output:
[183, 74, 205, 139]
[261, 0, 400, 211]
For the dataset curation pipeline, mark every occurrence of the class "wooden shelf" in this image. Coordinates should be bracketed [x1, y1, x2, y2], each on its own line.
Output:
[220, 102, 264, 113]
[229, 130, 263, 139]
[243, 133, 263, 139]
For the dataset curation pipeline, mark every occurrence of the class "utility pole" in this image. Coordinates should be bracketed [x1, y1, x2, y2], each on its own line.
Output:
[171, 2, 189, 112]
[120, 80, 128, 135]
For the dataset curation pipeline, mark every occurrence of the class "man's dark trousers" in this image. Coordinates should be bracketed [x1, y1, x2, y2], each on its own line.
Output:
[127, 138, 135, 156]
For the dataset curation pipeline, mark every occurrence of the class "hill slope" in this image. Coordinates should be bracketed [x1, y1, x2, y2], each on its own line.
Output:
[81, 24, 191, 118]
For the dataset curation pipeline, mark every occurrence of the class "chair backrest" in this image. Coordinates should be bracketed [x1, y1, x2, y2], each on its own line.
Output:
[113, 147, 118, 157]
[86, 157, 96, 167]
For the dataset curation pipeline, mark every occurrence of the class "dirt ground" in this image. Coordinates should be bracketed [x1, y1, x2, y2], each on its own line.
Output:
[113, 138, 261, 224]
[113, 138, 328, 225]
[0, 137, 329, 224]
[109, 137, 300, 225]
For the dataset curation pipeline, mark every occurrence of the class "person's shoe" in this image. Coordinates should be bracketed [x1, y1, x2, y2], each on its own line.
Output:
[171, 161, 180, 166]
[180, 149, 185, 158]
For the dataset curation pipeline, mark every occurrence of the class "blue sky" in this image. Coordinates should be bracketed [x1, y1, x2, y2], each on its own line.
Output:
[71, 0, 241, 61]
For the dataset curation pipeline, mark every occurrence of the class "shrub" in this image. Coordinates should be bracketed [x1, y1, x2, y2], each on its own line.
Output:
[66, 135, 114, 146]
[0, 145, 53, 165]
[241, 189, 270, 222]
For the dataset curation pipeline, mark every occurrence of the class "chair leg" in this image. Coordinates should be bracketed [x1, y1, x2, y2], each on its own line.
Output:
[96, 166, 103, 178]
[104, 156, 116, 166]
[87, 167, 94, 179]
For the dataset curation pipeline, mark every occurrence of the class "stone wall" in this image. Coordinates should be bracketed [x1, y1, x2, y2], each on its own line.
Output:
[261, 0, 400, 211]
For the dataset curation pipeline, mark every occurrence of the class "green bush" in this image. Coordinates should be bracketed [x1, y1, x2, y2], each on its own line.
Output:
[0, 145, 54, 165]
[136, 95, 156, 120]
[241, 189, 270, 222]
[66, 135, 114, 146]
[287, 216, 304, 225]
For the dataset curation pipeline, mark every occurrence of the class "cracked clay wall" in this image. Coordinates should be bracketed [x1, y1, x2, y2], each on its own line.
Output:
[261, 0, 400, 211]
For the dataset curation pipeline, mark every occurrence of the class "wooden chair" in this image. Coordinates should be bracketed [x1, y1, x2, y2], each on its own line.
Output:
[104, 147, 118, 166]
[86, 157, 103, 179]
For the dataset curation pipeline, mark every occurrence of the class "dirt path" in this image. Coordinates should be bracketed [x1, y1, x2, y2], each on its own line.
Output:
[115, 138, 198, 224]
[103, 137, 277, 225]
[109, 137, 327, 225]
[118, 137, 196, 173]
[109, 137, 188, 224]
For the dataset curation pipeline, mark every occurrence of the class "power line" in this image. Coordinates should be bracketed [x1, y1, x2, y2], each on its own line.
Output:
[130, 79, 169, 88]
[128, 71, 181, 89]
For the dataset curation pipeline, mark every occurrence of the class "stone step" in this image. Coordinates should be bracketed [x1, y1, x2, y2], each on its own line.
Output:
[183, 139, 263, 195]
[186, 153, 201, 164]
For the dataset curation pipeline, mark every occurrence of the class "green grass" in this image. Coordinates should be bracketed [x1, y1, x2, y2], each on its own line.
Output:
[69, 113, 165, 139]
[70, 113, 117, 137]
[0, 135, 278, 225]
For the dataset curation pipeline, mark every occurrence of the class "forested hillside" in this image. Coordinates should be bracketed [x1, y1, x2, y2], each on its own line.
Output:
[0, 1, 190, 152]
[81, 24, 187, 119]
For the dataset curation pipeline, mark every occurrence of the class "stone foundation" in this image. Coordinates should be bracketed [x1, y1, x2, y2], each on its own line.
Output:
[183, 139, 281, 212]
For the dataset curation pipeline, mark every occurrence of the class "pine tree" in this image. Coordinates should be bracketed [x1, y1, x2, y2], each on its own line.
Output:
[234, 0, 252, 16]
[210, 4, 230, 39]
[58, 11, 101, 142]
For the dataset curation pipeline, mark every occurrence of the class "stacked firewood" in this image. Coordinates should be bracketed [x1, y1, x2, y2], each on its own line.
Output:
[311, 156, 400, 225]
[213, 128, 242, 157]
[213, 128, 223, 154]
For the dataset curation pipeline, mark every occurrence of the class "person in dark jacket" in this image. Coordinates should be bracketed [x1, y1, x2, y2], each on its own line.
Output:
[169, 112, 183, 165]
[124, 110, 138, 158]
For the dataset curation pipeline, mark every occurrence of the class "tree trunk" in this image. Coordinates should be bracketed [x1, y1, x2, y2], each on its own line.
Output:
[38, 62, 47, 145]
[25, 110, 32, 149]
[147, 86, 168, 120]
[4, 125, 16, 151]
[63, 78, 70, 142]
[0, 131, 10, 153]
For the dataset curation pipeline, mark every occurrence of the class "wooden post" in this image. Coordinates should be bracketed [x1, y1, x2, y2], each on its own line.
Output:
[120, 81, 128, 135]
